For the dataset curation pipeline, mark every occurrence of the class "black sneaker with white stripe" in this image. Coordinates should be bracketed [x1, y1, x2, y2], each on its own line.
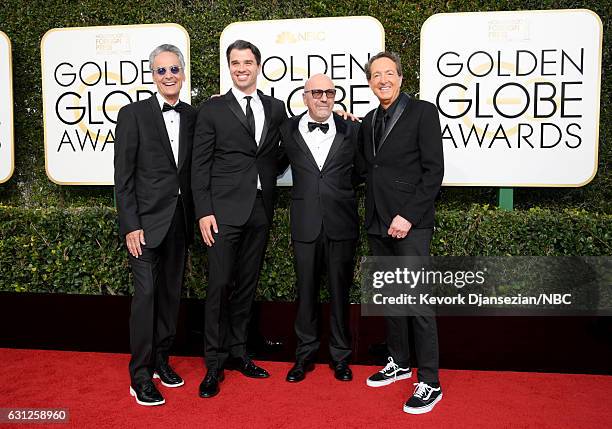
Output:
[366, 357, 412, 387]
[403, 382, 443, 414]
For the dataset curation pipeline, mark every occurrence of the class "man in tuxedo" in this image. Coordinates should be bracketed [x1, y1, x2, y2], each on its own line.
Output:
[114, 44, 196, 406]
[192, 40, 287, 398]
[279, 74, 362, 383]
[359, 52, 444, 414]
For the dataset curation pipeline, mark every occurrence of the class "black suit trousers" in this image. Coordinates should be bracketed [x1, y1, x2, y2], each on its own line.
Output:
[368, 228, 440, 383]
[293, 228, 355, 363]
[128, 199, 186, 386]
[204, 195, 269, 370]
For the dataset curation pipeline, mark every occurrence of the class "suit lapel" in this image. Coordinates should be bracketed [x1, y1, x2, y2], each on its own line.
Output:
[377, 93, 409, 153]
[291, 114, 319, 170]
[177, 101, 189, 171]
[321, 114, 347, 171]
[225, 90, 256, 147]
[148, 95, 176, 167]
[257, 93, 271, 153]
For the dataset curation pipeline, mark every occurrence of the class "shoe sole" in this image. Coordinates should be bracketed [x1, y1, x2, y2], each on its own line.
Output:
[129, 386, 165, 406]
[366, 371, 412, 387]
[403, 393, 443, 415]
[153, 372, 185, 387]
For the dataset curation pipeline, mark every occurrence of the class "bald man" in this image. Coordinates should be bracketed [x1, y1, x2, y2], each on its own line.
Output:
[278, 74, 364, 382]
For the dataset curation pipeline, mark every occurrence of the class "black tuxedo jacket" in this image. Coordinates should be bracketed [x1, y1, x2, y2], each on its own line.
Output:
[114, 95, 196, 248]
[192, 90, 286, 225]
[359, 93, 444, 229]
[279, 113, 363, 242]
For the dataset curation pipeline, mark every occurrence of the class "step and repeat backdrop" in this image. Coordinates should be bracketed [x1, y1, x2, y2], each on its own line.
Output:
[219, 16, 383, 117]
[41, 24, 190, 185]
[220, 16, 384, 184]
[420, 9, 602, 187]
[0, 10, 604, 188]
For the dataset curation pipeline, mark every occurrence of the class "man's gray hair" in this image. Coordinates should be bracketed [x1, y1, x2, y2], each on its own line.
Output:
[149, 44, 186, 70]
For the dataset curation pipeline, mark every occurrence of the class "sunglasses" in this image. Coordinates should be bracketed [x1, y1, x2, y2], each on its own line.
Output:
[305, 89, 337, 99]
[154, 65, 182, 76]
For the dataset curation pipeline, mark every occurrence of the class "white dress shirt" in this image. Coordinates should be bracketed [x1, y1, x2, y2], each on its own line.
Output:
[156, 93, 181, 194]
[231, 87, 265, 189]
[298, 113, 336, 170]
[231, 87, 264, 144]
[156, 92, 180, 166]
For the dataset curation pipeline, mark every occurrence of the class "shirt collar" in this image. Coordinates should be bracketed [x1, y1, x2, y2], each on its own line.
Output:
[301, 112, 335, 133]
[156, 92, 180, 110]
[378, 93, 402, 117]
[232, 87, 261, 104]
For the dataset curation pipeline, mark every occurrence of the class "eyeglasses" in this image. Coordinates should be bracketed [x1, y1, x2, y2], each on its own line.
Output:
[304, 89, 337, 99]
[153, 65, 182, 76]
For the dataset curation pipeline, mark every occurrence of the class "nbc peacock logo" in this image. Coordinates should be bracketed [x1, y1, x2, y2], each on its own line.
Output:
[276, 31, 326, 44]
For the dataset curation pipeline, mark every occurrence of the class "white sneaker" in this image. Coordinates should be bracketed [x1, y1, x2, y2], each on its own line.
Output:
[403, 382, 443, 414]
[366, 357, 412, 387]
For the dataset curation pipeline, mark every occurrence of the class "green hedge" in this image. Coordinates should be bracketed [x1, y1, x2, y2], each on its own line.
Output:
[1, 201, 609, 300]
[0, 1, 609, 298]
[0, 0, 610, 212]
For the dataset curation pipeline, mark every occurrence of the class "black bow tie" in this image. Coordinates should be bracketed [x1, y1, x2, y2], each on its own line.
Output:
[308, 122, 329, 133]
[162, 102, 184, 113]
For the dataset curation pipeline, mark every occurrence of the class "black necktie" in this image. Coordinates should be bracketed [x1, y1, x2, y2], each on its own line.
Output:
[244, 96, 256, 139]
[374, 108, 387, 153]
[308, 122, 329, 133]
[162, 102, 184, 113]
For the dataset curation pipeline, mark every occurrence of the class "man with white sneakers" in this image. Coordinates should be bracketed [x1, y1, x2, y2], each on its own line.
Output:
[359, 51, 444, 414]
[115, 44, 196, 406]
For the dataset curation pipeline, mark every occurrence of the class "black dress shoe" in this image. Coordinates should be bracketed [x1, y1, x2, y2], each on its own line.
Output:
[199, 368, 225, 398]
[227, 356, 270, 378]
[330, 361, 353, 381]
[286, 361, 315, 383]
[130, 381, 165, 406]
[153, 362, 184, 387]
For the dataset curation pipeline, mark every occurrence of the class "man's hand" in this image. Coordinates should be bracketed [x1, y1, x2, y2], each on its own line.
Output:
[126, 229, 146, 258]
[333, 109, 361, 122]
[388, 215, 412, 239]
[199, 215, 218, 247]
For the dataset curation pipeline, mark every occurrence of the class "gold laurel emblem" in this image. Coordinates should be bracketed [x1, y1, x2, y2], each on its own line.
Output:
[276, 32, 297, 44]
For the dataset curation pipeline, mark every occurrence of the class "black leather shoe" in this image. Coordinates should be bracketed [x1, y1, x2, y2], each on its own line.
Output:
[227, 356, 270, 378]
[153, 362, 184, 387]
[130, 381, 165, 406]
[330, 361, 353, 381]
[286, 361, 315, 383]
[198, 368, 225, 398]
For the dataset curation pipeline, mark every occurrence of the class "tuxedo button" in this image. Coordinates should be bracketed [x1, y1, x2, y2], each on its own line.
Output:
[374, 164, 379, 169]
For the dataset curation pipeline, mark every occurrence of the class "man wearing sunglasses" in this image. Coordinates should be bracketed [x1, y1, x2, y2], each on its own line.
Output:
[115, 44, 196, 406]
[278, 74, 364, 383]
[192, 40, 287, 398]
[359, 51, 444, 414]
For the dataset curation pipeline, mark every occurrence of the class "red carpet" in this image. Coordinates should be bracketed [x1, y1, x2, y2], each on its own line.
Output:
[0, 348, 611, 428]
